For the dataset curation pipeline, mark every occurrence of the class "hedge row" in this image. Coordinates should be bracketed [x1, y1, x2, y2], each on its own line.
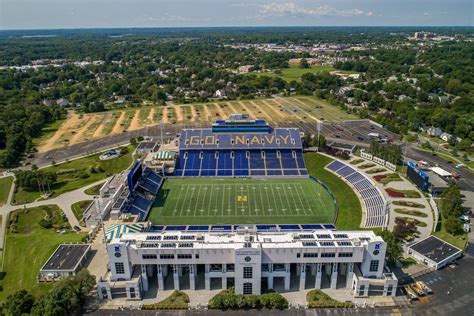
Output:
[306, 289, 354, 309]
[209, 288, 288, 310]
[142, 290, 190, 310]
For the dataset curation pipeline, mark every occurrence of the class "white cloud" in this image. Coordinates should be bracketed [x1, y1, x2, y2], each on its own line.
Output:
[260, 2, 373, 17]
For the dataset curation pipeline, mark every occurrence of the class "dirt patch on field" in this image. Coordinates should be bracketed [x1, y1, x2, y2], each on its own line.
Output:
[203, 104, 213, 120]
[37, 112, 82, 152]
[174, 105, 184, 122]
[111, 111, 126, 134]
[69, 115, 91, 144]
[92, 112, 110, 138]
[260, 99, 287, 120]
[248, 100, 273, 121]
[162, 107, 170, 124]
[190, 105, 199, 122]
[237, 101, 256, 118]
[211, 103, 227, 119]
[147, 108, 155, 125]
[129, 110, 141, 131]
[225, 102, 239, 115]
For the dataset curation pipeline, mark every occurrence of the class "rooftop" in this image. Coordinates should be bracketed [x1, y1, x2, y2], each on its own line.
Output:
[41, 244, 90, 272]
[409, 236, 461, 264]
[114, 229, 382, 251]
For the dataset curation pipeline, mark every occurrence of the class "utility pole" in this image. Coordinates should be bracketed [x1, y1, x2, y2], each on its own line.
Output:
[317, 120, 321, 150]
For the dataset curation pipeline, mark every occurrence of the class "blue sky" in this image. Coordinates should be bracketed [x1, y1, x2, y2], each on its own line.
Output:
[1, 0, 472, 29]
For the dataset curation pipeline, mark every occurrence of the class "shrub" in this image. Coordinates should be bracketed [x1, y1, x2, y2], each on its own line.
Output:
[208, 288, 288, 310]
[142, 290, 189, 310]
[306, 289, 354, 308]
[38, 218, 52, 229]
[76, 171, 90, 179]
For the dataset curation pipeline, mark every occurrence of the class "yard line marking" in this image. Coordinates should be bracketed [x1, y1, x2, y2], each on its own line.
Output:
[173, 182, 186, 216]
[193, 184, 203, 217]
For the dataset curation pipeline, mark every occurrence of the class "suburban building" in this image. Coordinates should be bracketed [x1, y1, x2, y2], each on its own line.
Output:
[97, 228, 397, 300]
[407, 236, 462, 270]
[39, 244, 91, 281]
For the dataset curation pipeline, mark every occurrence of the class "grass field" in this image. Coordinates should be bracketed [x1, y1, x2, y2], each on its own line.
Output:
[35, 96, 357, 152]
[13, 145, 134, 204]
[0, 205, 86, 301]
[303, 153, 362, 230]
[253, 64, 358, 82]
[149, 178, 336, 225]
[0, 176, 13, 206]
[71, 200, 92, 226]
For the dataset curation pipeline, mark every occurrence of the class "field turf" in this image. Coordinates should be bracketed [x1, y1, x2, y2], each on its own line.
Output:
[149, 178, 336, 225]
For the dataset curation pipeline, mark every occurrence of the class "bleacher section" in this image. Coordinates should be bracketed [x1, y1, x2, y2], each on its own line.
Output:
[327, 160, 387, 228]
[175, 126, 307, 177]
[147, 223, 337, 233]
[125, 168, 164, 221]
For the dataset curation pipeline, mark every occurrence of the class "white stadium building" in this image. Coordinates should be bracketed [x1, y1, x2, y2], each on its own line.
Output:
[97, 226, 397, 300]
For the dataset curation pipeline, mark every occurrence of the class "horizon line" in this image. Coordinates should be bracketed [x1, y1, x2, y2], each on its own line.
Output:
[1, 25, 472, 32]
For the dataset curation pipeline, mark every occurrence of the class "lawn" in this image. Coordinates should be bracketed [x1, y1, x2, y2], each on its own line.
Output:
[254, 64, 357, 82]
[0, 205, 86, 301]
[71, 200, 92, 226]
[433, 218, 467, 250]
[0, 176, 13, 206]
[84, 182, 104, 196]
[304, 153, 362, 230]
[12, 145, 134, 204]
[149, 177, 336, 225]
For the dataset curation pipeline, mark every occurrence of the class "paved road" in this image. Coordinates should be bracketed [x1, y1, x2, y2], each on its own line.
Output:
[404, 145, 474, 191]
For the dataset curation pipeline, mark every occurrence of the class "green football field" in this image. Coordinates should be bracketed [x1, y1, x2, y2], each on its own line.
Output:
[148, 177, 336, 225]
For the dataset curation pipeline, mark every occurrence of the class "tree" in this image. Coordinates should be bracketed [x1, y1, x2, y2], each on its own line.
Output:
[379, 230, 403, 266]
[31, 269, 95, 316]
[299, 58, 310, 69]
[4, 290, 35, 316]
[445, 216, 463, 235]
[302, 132, 312, 148]
[440, 183, 463, 219]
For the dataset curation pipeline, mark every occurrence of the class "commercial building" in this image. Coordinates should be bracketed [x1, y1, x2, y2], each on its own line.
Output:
[407, 236, 462, 270]
[39, 244, 91, 281]
[97, 228, 397, 300]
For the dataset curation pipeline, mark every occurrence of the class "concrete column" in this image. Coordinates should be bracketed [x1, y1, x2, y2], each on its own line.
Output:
[315, 263, 322, 289]
[346, 263, 354, 289]
[330, 263, 338, 289]
[222, 276, 227, 289]
[126, 287, 131, 299]
[141, 265, 149, 291]
[173, 265, 180, 290]
[205, 264, 210, 290]
[310, 264, 316, 276]
[268, 275, 274, 289]
[299, 264, 306, 290]
[189, 264, 196, 291]
[284, 263, 291, 291]
[106, 287, 112, 300]
[157, 264, 164, 290]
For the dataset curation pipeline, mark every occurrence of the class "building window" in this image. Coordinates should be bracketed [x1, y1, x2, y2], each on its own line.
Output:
[226, 264, 235, 272]
[303, 253, 318, 258]
[195, 254, 199, 259]
[338, 252, 353, 258]
[243, 282, 252, 295]
[369, 260, 379, 272]
[321, 253, 336, 258]
[115, 262, 125, 274]
[160, 254, 175, 259]
[243, 267, 252, 279]
[296, 253, 300, 258]
[142, 254, 157, 260]
[177, 254, 192, 259]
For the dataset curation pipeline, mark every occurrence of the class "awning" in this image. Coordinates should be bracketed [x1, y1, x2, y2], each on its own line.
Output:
[106, 223, 144, 241]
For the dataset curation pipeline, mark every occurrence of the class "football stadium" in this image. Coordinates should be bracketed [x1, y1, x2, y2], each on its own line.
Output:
[120, 114, 338, 227]
[91, 114, 397, 300]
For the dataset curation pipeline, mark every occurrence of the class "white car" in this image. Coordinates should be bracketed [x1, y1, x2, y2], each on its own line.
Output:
[455, 164, 465, 169]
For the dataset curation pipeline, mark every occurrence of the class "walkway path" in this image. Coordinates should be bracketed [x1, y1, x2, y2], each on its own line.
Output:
[0, 178, 108, 251]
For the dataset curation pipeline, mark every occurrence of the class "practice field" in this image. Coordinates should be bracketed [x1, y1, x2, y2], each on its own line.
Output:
[148, 178, 336, 225]
[35, 96, 356, 152]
